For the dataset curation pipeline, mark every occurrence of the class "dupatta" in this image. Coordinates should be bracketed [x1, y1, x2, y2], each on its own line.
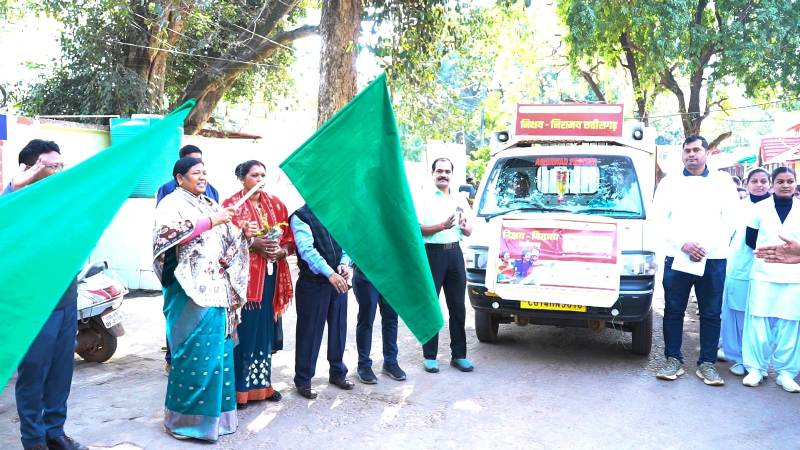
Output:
[153, 187, 250, 334]
[223, 190, 295, 318]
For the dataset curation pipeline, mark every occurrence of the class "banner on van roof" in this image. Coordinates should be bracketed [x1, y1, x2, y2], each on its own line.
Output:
[515, 104, 624, 138]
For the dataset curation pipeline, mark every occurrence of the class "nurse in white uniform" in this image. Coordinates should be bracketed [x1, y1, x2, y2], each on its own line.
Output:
[720, 168, 770, 376]
[742, 167, 800, 393]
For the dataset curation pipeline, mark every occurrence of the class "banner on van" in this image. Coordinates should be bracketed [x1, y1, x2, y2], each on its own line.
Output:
[515, 104, 624, 138]
[487, 216, 621, 308]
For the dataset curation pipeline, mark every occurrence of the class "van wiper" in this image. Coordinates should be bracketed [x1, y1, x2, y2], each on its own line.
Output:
[483, 206, 571, 221]
[575, 208, 641, 215]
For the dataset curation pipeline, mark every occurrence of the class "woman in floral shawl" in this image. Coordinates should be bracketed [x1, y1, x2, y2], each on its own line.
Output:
[222, 160, 295, 408]
[153, 157, 256, 442]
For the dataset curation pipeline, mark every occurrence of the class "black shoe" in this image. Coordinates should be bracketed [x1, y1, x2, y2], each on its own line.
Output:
[267, 390, 282, 402]
[46, 435, 88, 450]
[237, 402, 248, 410]
[24, 445, 48, 450]
[329, 377, 355, 390]
[356, 367, 378, 384]
[382, 364, 407, 381]
[297, 385, 318, 399]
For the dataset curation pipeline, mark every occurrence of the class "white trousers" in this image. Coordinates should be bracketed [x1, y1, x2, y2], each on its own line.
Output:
[742, 314, 800, 377]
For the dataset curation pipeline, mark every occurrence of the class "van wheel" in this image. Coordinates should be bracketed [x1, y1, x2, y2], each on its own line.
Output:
[630, 310, 653, 356]
[76, 319, 118, 363]
[475, 310, 499, 343]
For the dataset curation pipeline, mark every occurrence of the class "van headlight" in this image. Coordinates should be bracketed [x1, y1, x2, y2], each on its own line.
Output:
[621, 252, 658, 276]
[465, 246, 489, 270]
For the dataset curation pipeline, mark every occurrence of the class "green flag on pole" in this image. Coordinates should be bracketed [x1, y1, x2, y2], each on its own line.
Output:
[280, 74, 443, 344]
[0, 101, 195, 386]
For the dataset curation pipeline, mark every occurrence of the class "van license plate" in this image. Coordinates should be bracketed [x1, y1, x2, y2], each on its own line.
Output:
[101, 309, 124, 328]
[520, 301, 587, 312]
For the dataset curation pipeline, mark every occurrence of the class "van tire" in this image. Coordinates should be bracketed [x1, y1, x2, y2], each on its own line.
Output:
[630, 310, 653, 356]
[475, 310, 499, 343]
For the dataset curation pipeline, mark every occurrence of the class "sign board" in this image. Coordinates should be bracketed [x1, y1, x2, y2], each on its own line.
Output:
[486, 216, 621, 307]
[515, 104, 624, 138]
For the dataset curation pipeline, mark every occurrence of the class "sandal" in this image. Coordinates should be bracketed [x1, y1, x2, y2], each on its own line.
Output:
[267, 390, 282, 402]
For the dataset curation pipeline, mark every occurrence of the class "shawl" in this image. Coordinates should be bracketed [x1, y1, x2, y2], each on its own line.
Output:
[223, 190, 295, 318]
[152, 187, 250, 334]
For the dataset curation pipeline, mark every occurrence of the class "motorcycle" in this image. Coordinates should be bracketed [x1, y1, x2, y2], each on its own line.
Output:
[75, 261, 129, 363]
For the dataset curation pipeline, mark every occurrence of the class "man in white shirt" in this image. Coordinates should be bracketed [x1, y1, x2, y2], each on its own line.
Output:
[417, 158, 474, 373]
[652, 135, 740, 386]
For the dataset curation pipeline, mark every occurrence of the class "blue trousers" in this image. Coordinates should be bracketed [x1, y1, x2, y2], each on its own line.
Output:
[352, 273, 399, 369]
[15, 304, 77, 448]
[720, 278, 748, 365]
[662, 257, 725, 366]
[293, 277, 348, 388]
[743, 315, 800, 377]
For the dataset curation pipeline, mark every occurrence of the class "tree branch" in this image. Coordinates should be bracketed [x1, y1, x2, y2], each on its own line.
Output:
[580, 69, 606, 102]
[708, 131, 733, 151]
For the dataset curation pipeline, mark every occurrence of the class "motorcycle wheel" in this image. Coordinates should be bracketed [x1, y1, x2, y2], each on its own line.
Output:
[77, 319, 118, 363]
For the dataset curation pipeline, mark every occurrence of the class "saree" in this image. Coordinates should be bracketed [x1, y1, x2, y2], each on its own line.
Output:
[223, 190, 294, 405]
[153, 187, 250, 441]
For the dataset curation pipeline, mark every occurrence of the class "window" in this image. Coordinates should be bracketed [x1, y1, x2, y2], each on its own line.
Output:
[478, 153, 645, 218]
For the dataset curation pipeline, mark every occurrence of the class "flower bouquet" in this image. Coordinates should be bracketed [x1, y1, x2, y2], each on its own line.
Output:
[255, 222, 287, 275]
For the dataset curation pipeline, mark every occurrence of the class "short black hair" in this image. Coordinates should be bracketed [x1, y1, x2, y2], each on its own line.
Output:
[772, 166, 796, 181]
[18, 139, 60, 166]
[431, 157, 454, 172]
[179, 144, 202, 158]
[234, 160, 266, 180]
[683, 135, 709, 150]
[173, 156, 203, 180]
[746, 167, 770, 183]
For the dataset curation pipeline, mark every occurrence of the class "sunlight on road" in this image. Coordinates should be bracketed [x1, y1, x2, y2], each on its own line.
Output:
[453, 398, 482, 413]
[246, 404, 283, 433]
[379, 384, 415, 426]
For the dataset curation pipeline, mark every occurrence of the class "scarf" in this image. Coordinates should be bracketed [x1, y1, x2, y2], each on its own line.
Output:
[153, 187, 249, 335]
[223, 189, 295, 318]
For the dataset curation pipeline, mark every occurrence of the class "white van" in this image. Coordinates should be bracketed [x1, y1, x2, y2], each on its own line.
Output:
[464, 104, 657, 355]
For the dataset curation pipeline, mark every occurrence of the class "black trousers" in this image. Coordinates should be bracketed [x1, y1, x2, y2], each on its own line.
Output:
[422, 244, 467, 359]
[293, 277, 348, 387]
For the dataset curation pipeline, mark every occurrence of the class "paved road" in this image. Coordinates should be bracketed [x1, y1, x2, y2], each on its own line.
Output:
[2, 286, 799, 449]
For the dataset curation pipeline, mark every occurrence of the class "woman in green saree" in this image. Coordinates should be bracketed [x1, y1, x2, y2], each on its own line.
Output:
[152, 157, 256, 441]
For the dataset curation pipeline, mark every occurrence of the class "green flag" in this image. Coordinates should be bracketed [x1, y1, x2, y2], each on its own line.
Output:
[280, 74, 443, 344]
[0, 101, 195, 386]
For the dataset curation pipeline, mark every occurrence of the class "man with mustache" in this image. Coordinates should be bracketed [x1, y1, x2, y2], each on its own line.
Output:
[416, 157, 474, 373]
[652, 135, 740, 386]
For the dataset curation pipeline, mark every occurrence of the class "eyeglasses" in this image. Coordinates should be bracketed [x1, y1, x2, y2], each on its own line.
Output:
[44, 163, 65, 172]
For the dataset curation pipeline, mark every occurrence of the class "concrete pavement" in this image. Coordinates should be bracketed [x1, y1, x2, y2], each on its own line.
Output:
[2, 288, 799, 449]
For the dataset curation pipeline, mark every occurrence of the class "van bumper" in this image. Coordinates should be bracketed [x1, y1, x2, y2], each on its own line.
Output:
[467, 270, 654, 323]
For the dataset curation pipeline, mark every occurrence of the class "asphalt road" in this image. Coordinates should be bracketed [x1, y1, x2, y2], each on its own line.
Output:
[2, 285, 799, 449]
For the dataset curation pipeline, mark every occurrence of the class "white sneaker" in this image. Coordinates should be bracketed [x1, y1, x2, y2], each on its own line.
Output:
[716, 348, 727, 362]
[742, 371, 763, 387]
[729, 363, 746, 376]
[776, 374, 800, 393]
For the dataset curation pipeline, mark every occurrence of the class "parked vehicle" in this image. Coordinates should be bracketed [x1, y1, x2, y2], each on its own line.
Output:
[75, 261, 128, 362]
[464, 104, 657, 355]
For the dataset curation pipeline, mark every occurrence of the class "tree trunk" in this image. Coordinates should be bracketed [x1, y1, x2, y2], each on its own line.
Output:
[123, 0, 190, 112]
[619, 32, 649, 125]
[179, 24, 318, 134]
[317, 0, 362, 128]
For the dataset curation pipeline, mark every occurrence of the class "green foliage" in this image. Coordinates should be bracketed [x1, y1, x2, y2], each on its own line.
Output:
[557, 0, 800, 134]
[466, 145, 491, 182]
[16, 0, 301, 120]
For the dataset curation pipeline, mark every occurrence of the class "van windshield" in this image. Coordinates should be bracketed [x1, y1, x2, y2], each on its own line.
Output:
[477, 154, 645, 218]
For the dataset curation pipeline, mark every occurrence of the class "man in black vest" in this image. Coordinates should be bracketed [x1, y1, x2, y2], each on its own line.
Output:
[289, 205, 354, 399]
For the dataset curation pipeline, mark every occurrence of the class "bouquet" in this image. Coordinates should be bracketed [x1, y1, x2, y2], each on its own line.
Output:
[255, 221, 287, 275]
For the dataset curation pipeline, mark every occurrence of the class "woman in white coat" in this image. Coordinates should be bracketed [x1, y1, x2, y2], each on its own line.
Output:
[720, 168, 770, 376]
[742, 166, 800, 392]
